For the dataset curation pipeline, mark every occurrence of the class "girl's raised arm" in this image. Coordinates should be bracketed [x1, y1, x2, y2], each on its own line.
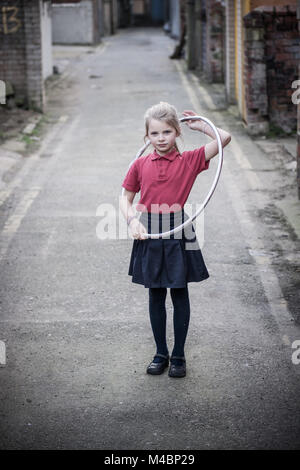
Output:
[182, 110, 231, 161]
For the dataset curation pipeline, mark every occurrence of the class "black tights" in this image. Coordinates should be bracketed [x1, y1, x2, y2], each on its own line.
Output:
[148, 287, 190, 359]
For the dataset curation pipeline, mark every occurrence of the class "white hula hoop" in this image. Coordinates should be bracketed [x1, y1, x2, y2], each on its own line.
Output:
[121, 115, 223, 239]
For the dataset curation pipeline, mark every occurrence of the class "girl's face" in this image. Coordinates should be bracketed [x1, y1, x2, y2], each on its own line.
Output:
[147, 119, 178, 156]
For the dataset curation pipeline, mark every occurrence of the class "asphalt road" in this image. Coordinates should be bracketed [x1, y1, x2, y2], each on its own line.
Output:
[0, 27, 300, 450]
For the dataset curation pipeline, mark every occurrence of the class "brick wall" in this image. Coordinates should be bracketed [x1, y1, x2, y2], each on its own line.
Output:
[244, 6, 299, 134]
[225, 0, 235, 104]
[0, 0, 45, 111]
[264, 7, 299, 133]
[24, 1, 44, 110]
[0, 1, 26, 103]
[243, 11, 268, 130]
[206, 0, 225, 83]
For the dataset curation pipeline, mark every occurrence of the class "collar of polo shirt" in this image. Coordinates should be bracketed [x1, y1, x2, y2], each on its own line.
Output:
[150, 148, 179, 161]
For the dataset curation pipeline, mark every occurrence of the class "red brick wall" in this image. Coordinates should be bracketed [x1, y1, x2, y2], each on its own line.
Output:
[264, 7, 299, 133]
[244, 6, 299, 133]
[244, 11, 268, 126]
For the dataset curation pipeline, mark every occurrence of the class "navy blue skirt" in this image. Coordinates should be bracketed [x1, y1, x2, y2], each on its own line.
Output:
[128, 209, 209, 288]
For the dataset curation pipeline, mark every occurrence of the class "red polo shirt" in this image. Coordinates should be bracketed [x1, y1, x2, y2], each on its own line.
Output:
[122, 146, 210, 214]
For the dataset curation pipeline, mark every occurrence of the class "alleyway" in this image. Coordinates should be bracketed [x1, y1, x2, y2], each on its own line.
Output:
[0, 27, 300, 450]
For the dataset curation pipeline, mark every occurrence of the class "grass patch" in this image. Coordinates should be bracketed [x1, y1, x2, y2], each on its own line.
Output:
[21, 135, 32, 145]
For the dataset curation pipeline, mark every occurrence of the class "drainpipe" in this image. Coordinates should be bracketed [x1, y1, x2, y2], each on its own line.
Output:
[186, 0, 196, 69]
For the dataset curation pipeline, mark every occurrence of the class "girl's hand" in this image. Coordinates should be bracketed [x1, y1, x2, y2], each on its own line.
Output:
[182, 110, 206, 132]
[129, 218, 148, 240]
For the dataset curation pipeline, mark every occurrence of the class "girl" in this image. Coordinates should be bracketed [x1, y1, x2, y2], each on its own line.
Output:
[120, 102, 231, 378]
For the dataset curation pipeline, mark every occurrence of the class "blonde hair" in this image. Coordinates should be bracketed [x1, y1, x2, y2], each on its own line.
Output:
[144, 102, 181, 153]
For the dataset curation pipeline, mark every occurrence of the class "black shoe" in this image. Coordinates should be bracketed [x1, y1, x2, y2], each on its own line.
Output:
[168, 356, 186, 378]
[146, 354, 169, 375]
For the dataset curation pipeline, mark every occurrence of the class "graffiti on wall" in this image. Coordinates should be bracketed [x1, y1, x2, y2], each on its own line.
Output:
[0, 6, 21, 34]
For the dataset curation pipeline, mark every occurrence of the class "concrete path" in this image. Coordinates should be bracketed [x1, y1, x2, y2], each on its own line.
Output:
[0, 27, 300, 450]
